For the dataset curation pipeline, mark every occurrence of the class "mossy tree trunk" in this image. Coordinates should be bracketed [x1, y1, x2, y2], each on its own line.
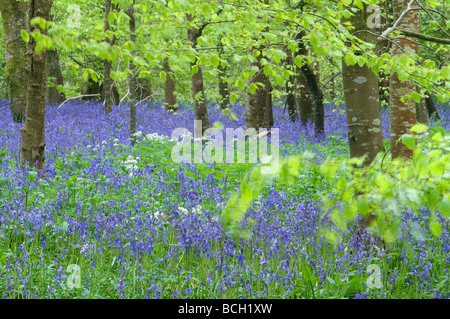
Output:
[103, 0, 116, 114]
[21, 0, 53, 171]
[187, 13, 210, 134]
[218, 43, 229, 110]
[0, 0, 28, 123]
[163, 57, 177, 112]
[246, 51, 271, 131]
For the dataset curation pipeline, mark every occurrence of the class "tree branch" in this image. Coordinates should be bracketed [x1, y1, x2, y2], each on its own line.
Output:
[57, 94, 101, 109]
[396, 29, 450, 44]
[380, 0, 418, 38]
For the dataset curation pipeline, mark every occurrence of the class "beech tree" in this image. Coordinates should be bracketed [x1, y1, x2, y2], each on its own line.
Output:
[246, 49, 272, 131]
[217, 43, 229, 110]
[342, 5, 385, 165]
[126, 1, 136, 145]
[163, 57, 177, 112]
[103, 0, 116, 114]
[21, 0, 53, 171]
[389, 0, 421, 159]
[284, 47, 298, 122]
[297, 65, 318, 126]
[186, 13, 210, 134]
[294, 31, 325, 136]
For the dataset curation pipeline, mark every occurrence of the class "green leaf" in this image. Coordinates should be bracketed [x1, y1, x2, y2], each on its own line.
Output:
[210, 54, 220, 68]
[427, 190, 441, 211]
[411, 91, 421, 103]
[159, 71, 166, 82]
[357, 196, 370, 217]
[124, 41, 135, 52]
[344, 53, 356, 66]
[27, 171, 38, 184]
[202, 3, 211, 15]
[438, 199, 450, 218]
[375, 174, 389, 192]
[355, 0, 364, 10]
[213, 122, 224, 130]
[274, 75, 285, 86]
[21, 30, 29, 43]
[191, 65, 199, 75]
[294, 56, 303, 68]
[430, 220, 442, 237]
[410, 123, 428, 134]
[432, 132, 442, 142]
[310, 33, 319, 48]
[402, 134, 415, 150]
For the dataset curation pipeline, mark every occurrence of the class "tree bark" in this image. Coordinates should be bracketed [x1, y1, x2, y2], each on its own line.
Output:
[342, 6, 385, 165]
[103, 0, 115, 114]
[297, 67, 317, 126]
[163, 57, 177, 112]
[264, 79, 273, 129]
[285, 48, 298, 121]
[294, 31, 324, 136]
[21, 0, 53, 171]
[218, 43, 229, 109]
[46, 49, 66, 105]
[0, 0, 28, 123]
[187, 13, 210, 134]
[127, 2, 136, 146]
[424, 93, 440, 120]
[389, 0, 420, 159]
[246, 52, 271, 131]
[416, 97, 429, 126]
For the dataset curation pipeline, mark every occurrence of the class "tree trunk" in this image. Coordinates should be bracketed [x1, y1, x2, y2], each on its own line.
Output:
[416, 97, 429, 126]
[21, 0, 53, 171]
[246, 52, 271, 131]
[424, 93, 440, 120]
[389, 0, 420, 159]
[127, 2, 136, 146]
[0, 0, 28, 123]
[342, 6, 385, 165]
[46, 49, 66, 105]
[263, 79, 274, 129]
[163, 57, 177, 112]
[218, 44, 229, 109]
[295, 31, 324, 136]
[103, 0, 115, 114]
[285, 48, 298, 121]
[187, 13, 209, 134]
[297, 69, 316, 126]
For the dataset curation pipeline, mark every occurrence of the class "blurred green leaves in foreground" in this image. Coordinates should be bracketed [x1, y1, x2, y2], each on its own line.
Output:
[221, 124, 449, 245]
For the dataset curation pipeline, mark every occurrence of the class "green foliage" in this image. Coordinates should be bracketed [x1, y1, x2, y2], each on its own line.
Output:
[221, 125, 450, 245]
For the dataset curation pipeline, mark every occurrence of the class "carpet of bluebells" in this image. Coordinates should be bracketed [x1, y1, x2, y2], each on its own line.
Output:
[0, 99, 449, 299]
